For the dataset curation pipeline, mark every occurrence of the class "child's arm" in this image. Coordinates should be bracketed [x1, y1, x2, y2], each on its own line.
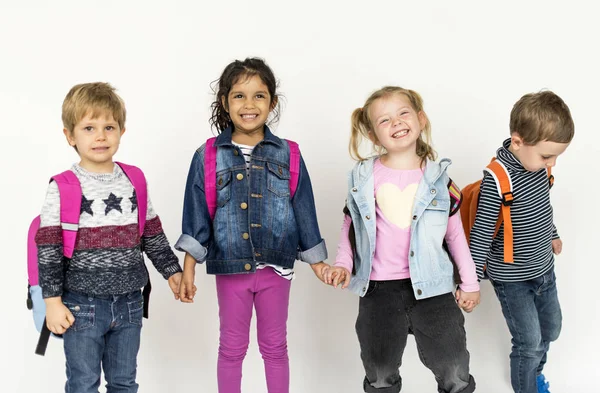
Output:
[323, 214, 353, 289]
[36, 182, 74, 332]
[291, 155, 328, 268]
[174, 149, 212, 263]
[141, 193, 182, 299]
[445, 212, 480, 312]
[468, 174, 502, 279]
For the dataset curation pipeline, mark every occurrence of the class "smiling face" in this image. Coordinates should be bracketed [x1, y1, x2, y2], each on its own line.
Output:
[368, 93, 427, 155]
[222, 74, 276, 139]
[64, 110, 125, 173]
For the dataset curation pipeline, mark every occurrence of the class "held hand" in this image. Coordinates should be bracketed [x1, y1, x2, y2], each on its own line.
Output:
[324, 266, 352, 289]
[179, 268, 197, 303]
[310, 262, 330, 283]
[456, 289, 481, 313]
[168, 272, 183, 300]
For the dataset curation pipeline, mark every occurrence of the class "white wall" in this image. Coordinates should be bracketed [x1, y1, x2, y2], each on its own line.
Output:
[1, 1, 598, 392]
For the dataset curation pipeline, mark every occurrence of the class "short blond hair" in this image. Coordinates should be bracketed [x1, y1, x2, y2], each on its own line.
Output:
[510, 90, 574, 144]
[62, 82, 126, 133]
[350, 86, 436, 162]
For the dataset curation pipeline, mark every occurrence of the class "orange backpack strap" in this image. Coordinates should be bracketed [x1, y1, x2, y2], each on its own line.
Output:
[484, 160, 514, 263]
[547, 167, 554, 188]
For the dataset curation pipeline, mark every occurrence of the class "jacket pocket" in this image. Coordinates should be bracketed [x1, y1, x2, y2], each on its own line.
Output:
[216, 171, 232, 207]
[423, 199, 450, 226]
[267, 162, 290, 197]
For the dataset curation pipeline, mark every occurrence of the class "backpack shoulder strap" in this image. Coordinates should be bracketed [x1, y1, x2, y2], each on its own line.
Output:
[51, 171, 82, 259]
[484, 159, 514, 263]
[285, 139, 301, 198]
[447, 178, 462, 217]
[115, 162, 148, 235]
[547, 167, 554, 188]
[204, 137, 218, 220]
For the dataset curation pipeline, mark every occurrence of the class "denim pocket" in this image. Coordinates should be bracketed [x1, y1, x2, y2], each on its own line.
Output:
[216, 171, 232, 207]
[423, 199, 449, 226]
[267, 162, 290, 197]
[127, 299, 144, 326]
[64, 302, 95, 331]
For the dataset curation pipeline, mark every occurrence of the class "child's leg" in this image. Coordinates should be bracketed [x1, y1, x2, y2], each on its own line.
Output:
[492, 272, 554, 393]
[62, 291, 107, 393]
[355, 280, 410, 393]
[254, 268, 292, 393]
[534, 270, 562, 376]
[102, 290, 143, 393]
[410, 292, 475, 393]
[216, 273, 256, 393]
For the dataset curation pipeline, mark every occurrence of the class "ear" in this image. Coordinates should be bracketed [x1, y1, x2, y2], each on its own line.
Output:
[270, 96, 279, 112]
[418, 111, 428, 131]
[510, 133, 524, 151]
[63, 128, 76, 147]
[120, 127, 126, 137]
[221, 96, 229, 113]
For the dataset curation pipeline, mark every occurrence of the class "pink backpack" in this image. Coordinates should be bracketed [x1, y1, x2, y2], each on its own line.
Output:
[204, 137, 301, 219]
[27, 162, 149, 355]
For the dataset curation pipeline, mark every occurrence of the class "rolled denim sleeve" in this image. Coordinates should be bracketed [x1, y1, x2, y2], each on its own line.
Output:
[292, 155, 327, 264]
[175, 148, 211, 263]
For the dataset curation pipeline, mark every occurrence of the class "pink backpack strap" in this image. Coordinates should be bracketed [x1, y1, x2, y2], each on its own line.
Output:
[116, 162, 147, 235]
[51, 171, 82, 259]
[204, 137, 218, 220]
[285, 140, 300, 198]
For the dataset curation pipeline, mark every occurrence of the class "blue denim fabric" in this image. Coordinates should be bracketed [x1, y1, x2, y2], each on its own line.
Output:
[344, 157, 456, 299]
[62, 290, 143, 393]
[176, 126, 327, 274]
[491, 269, 562, 393]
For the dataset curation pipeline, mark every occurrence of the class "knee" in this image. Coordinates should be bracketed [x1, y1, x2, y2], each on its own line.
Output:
[258, 338, 288, 360]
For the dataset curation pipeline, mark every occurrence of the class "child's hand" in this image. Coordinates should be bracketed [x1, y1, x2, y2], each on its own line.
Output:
[310, 262, 329, 283]
[179, 269, 197, 303]
[455, 289, 480, 313]
[44, 297, 75, 334]
[324, 266, 351, 289]
[168, 272, 182, 300]
[552, 238, 563, 255]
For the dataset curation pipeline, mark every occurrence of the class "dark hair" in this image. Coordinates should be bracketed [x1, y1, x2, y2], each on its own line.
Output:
[210, 57, 281, 132]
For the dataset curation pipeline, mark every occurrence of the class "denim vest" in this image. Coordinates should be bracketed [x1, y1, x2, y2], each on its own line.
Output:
[175, 126, 327, 274]
[345, 157, 455, 299]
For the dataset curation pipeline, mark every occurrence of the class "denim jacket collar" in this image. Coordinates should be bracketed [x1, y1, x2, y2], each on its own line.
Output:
[351, 157, 451, 189]
[214, 125, 284, 148]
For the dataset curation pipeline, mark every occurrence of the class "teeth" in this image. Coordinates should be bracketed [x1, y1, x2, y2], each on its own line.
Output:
[392, 130, 408, 138]
[242, 115, 257, 119]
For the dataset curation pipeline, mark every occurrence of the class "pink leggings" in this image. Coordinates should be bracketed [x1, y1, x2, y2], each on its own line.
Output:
[216, 267, 291, 393]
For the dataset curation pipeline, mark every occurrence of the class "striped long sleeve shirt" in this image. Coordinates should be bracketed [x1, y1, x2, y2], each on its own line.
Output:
[469, 139, 559, 282]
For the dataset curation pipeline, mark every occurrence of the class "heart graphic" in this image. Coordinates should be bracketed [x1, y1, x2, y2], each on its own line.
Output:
[376, 182, 418, 229]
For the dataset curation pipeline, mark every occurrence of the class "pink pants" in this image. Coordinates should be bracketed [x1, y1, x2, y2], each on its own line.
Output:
[216, 267, 291, 393]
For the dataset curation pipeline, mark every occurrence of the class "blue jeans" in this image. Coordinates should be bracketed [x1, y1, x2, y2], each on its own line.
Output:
[62, 290, 143, 393]
[491, 269, 562, 393]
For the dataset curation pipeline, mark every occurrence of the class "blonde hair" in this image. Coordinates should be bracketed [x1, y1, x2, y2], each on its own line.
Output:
[510, 90, 574, 144]
[349, 86, 436, 162]
[62, 82, 126, 133]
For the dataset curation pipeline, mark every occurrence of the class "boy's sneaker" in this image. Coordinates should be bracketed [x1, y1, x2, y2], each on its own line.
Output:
[537, 374, 551, 393]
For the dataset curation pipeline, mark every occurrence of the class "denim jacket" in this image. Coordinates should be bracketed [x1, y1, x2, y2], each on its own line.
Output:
[344, 157, 455, 299]
[175, 126, 327, 274]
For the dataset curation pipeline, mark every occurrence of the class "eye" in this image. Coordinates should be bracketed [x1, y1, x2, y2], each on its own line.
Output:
[379, 119, 389, 124]
[233, 94, 243, 99]
[106, 126, 115, 131]
[256, 94, 265, 99]
[541, 156, 552, 160]
[84, 126, 93, 131]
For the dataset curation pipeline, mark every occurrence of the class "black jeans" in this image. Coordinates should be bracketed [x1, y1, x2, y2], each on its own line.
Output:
[355, 279, 476, 393]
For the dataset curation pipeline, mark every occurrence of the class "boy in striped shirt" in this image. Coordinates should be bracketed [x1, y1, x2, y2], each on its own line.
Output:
[469, 91, 574, 393]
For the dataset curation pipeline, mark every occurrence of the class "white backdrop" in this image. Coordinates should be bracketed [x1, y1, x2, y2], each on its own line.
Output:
[1, 1, 598, 392]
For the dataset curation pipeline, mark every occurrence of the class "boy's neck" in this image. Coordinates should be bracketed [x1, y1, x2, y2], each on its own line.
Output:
[380, 151, 423, 170]
[78, 160, 116, 174]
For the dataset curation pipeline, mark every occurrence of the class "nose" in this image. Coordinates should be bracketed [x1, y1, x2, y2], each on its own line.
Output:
[243, 97, 255, 109]
[96, 129, 107, 141]
[546, 158, 557, 167]
[393, 117, 402, 127]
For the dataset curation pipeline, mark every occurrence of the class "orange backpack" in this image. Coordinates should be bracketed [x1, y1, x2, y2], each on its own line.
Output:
[460, 159, 553, 263]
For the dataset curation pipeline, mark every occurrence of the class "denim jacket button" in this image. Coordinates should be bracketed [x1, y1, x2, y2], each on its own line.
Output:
[236, 173, 244, 180]
[352, 188, 357, 192]
[244, 263, 252, 271]
[242, 233, 249, 240]
[432, 200, 438, 206]
[365, 215, 370, 220]
[234, 150, 239, 156]
[73, 306, 81, 312]
[430, 189, 436, 194]
[417, 289, 423, 295]
[240, 202, 248, 210]
[412, 215, 417, 220]
[410, 251, 414, 257]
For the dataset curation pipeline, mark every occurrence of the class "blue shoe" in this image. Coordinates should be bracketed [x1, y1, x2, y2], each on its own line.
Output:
[537, 374, 551, 393]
